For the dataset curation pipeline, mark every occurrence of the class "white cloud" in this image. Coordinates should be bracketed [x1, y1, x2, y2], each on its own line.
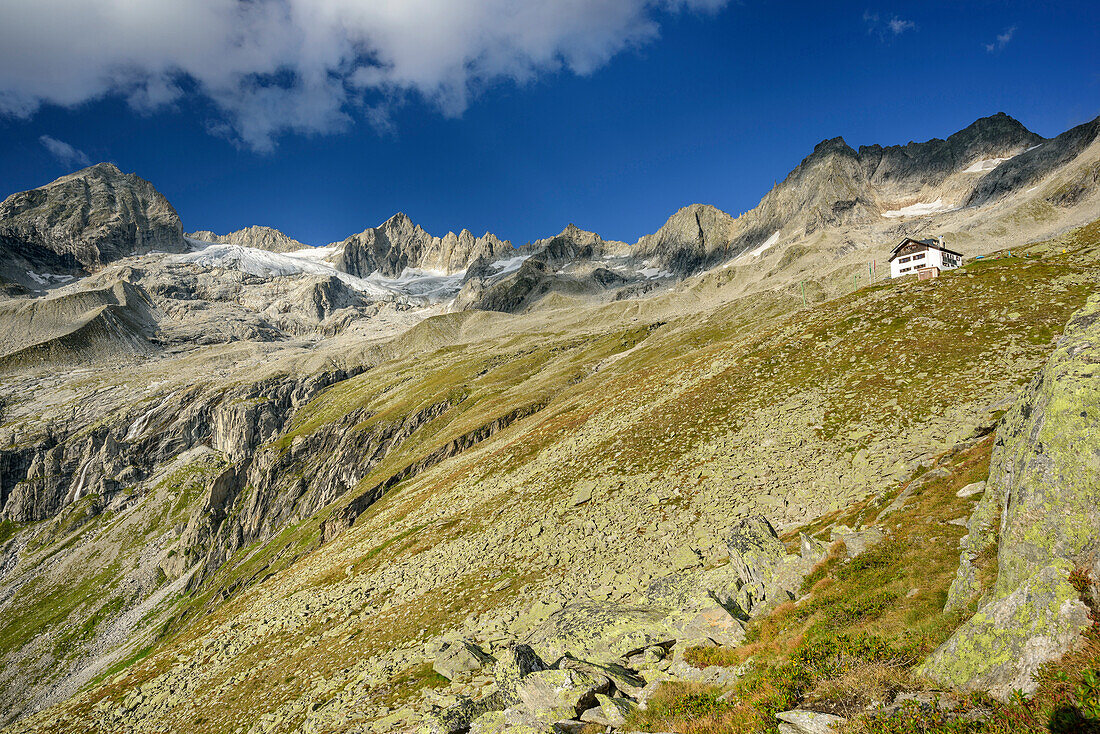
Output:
[0, 0, 728, 152]
[888, 17, 915, 34]
[985, 25, 1016, 53]
[863, 11, 916, 38]
[39, 135, 91, 168]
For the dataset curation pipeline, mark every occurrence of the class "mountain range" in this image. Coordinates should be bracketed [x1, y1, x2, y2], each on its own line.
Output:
[0, 112, 1099, 734]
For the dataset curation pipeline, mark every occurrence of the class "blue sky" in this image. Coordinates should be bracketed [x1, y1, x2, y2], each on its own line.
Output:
[0, 0, 1097, 247]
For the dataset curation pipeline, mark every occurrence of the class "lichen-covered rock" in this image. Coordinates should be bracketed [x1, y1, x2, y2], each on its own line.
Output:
[434, 641, 496, 681]
[727, 516, 787, 588]
[493, 645, 549, 702]
[513, 669, 606, 719]
[921, 562, 1090, 699]
[524, 602, 679, 661]
[579, 693, 637, 727]
[930, 294, 1100, 697]
[775, 708, 846, 734]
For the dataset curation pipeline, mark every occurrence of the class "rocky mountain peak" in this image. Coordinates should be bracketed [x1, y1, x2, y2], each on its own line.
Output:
[186, 225, 309, 253]
[0, 162, 186, 285]
[334, 213, 511, 277]
[810, 136, 856, 158]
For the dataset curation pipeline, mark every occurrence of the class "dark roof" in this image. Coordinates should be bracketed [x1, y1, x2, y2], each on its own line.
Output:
[888, 237, 964, 261]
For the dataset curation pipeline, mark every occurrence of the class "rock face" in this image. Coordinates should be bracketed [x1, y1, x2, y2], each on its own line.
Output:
[923, 293, 1100, 698]
[186, 225, 308, 253]
[0, 163, 186, 282]
[635, 204, 740, 274]
[335, 213, 512, 277]
[518, 223, 625, 264]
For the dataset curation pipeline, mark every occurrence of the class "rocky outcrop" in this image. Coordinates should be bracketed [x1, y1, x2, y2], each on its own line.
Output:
[0, 163, 186, 277]
[0, 369, 357, 524]
[923, 293, 1100, 698]
[335, 213, 512, 277]
[186, 225, 308, 253]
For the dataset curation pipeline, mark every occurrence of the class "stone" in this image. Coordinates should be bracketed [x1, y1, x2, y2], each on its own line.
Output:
[775, 709, 846, 734]
[579, 694, 637, 727]
[514, 669, 606, 718]
[493, 644, 549, 702]
[434, 641, 496, 681]
[932, 295, 1100, 696]
[955, 481, 986, 498]
[524, 602, 680, 661]
[556, 654, 647, 697]
[726, 516, 786, 588]
[670, 544, 700, 571]
[921, 562, 1091, 700]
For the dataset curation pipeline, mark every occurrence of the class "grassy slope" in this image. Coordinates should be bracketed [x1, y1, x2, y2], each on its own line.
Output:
[5, 220, 1100, 733]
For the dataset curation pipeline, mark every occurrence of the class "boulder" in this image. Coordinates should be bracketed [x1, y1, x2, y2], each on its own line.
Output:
[524, 602, 680, 661]
[557, 654, 647, 698]
[726, 516, 786, 588]
[920, 562, 1090, 699]
[514, 668, 606, 718]
[493, 644, 549, 702]
[434, 641, 496, 681]
[776, 709, 846, 734]
[579, 693, 637, 727]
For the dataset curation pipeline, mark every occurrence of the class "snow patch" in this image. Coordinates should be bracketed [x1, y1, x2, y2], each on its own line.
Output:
[25, 271, 74, 285]
[962, 157, 1011, 173]
[882, 199, 953, 218]
[638, 267, 673, 279]
[488, 254, 530, 276]
[751, 231, 780, 257]
[175, 243, 400, 299]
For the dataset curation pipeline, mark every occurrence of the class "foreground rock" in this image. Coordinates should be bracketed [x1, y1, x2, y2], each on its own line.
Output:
[924, 294, 1100, 698]
[776, 709, 846, 734]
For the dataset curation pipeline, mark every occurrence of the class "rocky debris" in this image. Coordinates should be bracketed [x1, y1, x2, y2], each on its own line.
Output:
[775, 709, 846, 734]
[186, 225, 309, 253]
[335, 213, 512, 278]
[0, 279, 159, 369]
[423, 636, 718, 734]
[925, 294, 1100, 698]
[0, 163, 186, 282]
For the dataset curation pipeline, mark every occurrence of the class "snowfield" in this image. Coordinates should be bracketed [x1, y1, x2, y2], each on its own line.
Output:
[176, 238, 468, 301]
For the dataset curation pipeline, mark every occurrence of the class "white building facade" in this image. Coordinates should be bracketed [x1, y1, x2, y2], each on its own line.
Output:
[889, 237, 963, 279]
